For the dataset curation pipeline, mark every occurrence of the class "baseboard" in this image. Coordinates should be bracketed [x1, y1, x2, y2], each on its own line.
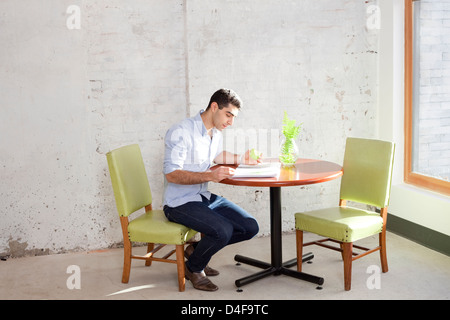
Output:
[387, 213, 450, 257]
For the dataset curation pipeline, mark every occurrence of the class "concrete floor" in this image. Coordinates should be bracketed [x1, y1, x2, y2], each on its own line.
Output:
[0, 231, 449, 300]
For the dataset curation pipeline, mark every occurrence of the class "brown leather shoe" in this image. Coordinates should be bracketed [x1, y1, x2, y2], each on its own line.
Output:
[185, 244, 220, 276]
[185, 266, 218, 291]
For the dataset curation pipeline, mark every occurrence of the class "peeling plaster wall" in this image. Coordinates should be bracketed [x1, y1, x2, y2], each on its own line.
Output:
[0, 0, 379, 256]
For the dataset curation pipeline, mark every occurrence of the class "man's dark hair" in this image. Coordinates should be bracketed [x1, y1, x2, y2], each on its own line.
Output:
[206, 88, 242, 110]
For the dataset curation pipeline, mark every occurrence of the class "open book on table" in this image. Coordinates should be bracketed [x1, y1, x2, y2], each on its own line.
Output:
[232, 162, 281, 178]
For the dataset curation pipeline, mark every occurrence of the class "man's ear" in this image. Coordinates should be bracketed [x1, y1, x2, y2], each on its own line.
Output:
[210, 102, 219, 113]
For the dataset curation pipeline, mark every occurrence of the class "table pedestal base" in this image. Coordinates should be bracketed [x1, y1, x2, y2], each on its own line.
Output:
[219, 162, 342, 291]
[234, 253, 324, 288]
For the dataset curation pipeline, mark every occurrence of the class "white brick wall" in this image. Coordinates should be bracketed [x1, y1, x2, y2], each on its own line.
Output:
[414, 0, 450, 181]
[0, 0, 379, 255]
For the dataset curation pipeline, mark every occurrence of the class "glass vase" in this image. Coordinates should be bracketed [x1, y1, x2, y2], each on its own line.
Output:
[279, 136, 299, 167]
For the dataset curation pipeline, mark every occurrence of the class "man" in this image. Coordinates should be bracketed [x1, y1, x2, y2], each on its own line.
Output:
[162, 88, 260, 291]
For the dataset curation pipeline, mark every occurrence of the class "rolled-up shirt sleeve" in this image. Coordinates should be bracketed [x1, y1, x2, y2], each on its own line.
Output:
[163, 126, 189, 175]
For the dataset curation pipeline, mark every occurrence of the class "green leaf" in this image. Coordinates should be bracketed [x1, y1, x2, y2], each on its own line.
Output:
[281, 111, 302, 139]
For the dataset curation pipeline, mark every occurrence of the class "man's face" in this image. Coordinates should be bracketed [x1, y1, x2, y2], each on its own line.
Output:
[212, 103, 239, 131]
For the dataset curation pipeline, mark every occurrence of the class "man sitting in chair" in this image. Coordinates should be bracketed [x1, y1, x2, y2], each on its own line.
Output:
[162, 88, 260, 291]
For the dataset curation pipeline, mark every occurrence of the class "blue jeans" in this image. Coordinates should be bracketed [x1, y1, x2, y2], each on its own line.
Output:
[163, 194, 259, 273]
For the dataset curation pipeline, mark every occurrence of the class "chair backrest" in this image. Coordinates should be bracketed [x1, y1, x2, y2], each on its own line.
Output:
[340, 137, 395, 208]
[106, 144, 152, 217]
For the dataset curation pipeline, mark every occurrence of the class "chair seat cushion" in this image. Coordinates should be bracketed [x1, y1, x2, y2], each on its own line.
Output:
[295, 206, 383, 243]
[128, 210, 197, 245]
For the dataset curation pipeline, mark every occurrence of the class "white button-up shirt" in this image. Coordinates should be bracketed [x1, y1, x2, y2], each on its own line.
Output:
[163, 110, 223, 207]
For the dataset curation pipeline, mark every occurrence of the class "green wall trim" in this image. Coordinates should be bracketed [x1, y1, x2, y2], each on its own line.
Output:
[387, 213, 450, 257]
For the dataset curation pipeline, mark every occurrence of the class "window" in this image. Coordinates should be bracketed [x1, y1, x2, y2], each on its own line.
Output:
[405, 0, 450, 196]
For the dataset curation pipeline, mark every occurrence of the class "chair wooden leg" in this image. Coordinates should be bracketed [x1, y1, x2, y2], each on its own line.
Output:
[379, 232, 389, 273]
[339, 242, 345, 261]
[122, 239, 132, 284]
[120, 216, 132, 283]
[175, 245, 186, 292]
[145, 243, 154, 266]
[342, 242, 353, 291]
[296, 229, 304, 272]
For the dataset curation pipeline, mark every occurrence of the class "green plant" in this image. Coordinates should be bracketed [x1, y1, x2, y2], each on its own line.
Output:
[279, 111, 302, 165]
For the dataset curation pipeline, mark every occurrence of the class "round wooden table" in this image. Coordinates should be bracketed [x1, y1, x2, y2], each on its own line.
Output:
[219, 158, 343, 289]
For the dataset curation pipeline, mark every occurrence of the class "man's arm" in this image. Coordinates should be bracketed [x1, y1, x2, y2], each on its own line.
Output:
[213, 151, 240, 165]
[165, 166, 236, 184]
[165, 170, 212, 185]
[213, 150, 261, 165]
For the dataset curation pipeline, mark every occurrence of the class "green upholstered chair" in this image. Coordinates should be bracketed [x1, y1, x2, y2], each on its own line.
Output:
[106, 144, 197, 292]
[295, 137, 395, 291]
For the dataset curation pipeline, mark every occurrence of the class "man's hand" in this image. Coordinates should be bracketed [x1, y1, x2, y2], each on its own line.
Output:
[209, 166, 235, 182]
[240, 149, 263, 165]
